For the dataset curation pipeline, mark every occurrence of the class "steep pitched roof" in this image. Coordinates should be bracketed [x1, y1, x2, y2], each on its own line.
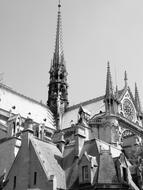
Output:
[31, 138, 66, 189]
[0, 83, 48, 109]
[98, 150, 117, 183]
[66, 96, 104, 112]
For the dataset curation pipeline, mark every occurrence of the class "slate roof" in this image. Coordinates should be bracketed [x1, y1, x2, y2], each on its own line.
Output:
[66, 96, 104, 112]
[0, 83, 47, 109]
[31, 138, 66, 189]
[63, 145, 77, 188]
[62, 96, 105, 129]
[0, 121, 7, 132]
[62, 137, 123, 188]
[0, 83, 55, 130]
[98, 150, 117, 183]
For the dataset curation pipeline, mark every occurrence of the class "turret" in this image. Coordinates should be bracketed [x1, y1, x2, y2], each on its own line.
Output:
[47, 1, 68, 130]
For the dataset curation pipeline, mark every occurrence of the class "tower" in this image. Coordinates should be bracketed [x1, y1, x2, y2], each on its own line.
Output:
[47, 1, 68, 130]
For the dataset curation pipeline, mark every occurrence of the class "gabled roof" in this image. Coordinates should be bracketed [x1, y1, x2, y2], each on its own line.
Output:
[79, 151, 98, 167]
[31, 138, 66, 189]
[118, 86, 135, 104]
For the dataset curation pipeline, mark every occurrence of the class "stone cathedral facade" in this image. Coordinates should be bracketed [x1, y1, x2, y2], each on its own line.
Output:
[0, 2, 142, 190]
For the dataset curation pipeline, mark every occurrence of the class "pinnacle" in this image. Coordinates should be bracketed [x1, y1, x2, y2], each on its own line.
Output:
[124, 70, 128, 87]
[105, 61, 113, 98]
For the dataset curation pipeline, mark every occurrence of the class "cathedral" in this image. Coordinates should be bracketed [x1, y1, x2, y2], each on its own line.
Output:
[0, 2, 142, 190]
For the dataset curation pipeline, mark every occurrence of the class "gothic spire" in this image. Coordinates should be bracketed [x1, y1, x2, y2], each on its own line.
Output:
[53, 0, 65, 67]
[47, 1, 68, 130]
[135, 83, 142, 113]
[105, 62, 113, 98]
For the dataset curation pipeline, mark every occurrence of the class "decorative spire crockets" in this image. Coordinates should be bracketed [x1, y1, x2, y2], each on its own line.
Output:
[47, 1, 68, 130]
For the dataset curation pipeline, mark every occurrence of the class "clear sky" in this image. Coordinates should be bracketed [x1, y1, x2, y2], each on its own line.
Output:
[0, 0, 143, 106]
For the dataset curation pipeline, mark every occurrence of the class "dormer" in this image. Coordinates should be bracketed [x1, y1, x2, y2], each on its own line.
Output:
[78, 152, 98, 185]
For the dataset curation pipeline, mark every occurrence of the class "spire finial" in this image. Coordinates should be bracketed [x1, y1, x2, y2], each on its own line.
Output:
[124, 70, 128, 87]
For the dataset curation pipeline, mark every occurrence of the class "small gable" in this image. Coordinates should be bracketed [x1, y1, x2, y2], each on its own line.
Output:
[78, 152, 98, 185]
[118, 88, 141, 125]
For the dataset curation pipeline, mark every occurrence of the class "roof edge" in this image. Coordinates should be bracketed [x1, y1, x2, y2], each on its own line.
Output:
[0, 83, 53, 116]
[66, 95, 104, 112]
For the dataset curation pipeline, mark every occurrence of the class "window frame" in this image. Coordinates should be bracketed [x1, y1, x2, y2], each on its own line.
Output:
[82, 165, 89, 182]
[34, 172, 37, 185]
[13, 176, 16, 189]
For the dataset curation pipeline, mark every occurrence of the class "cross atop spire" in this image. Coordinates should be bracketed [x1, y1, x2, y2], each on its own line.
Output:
[105, 61, 113, 98]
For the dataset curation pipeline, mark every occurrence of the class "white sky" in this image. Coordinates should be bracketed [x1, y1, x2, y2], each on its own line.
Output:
[0, 0, 143, 106]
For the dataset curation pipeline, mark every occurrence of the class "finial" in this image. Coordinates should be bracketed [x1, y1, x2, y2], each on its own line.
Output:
[124, 70, 128, 87]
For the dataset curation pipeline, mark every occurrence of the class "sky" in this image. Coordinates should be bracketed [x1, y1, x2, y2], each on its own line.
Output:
[0, 0, 143, 106]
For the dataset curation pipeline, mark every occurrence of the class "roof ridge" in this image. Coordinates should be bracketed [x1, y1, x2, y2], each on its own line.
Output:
[66, 95, 104, 112]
